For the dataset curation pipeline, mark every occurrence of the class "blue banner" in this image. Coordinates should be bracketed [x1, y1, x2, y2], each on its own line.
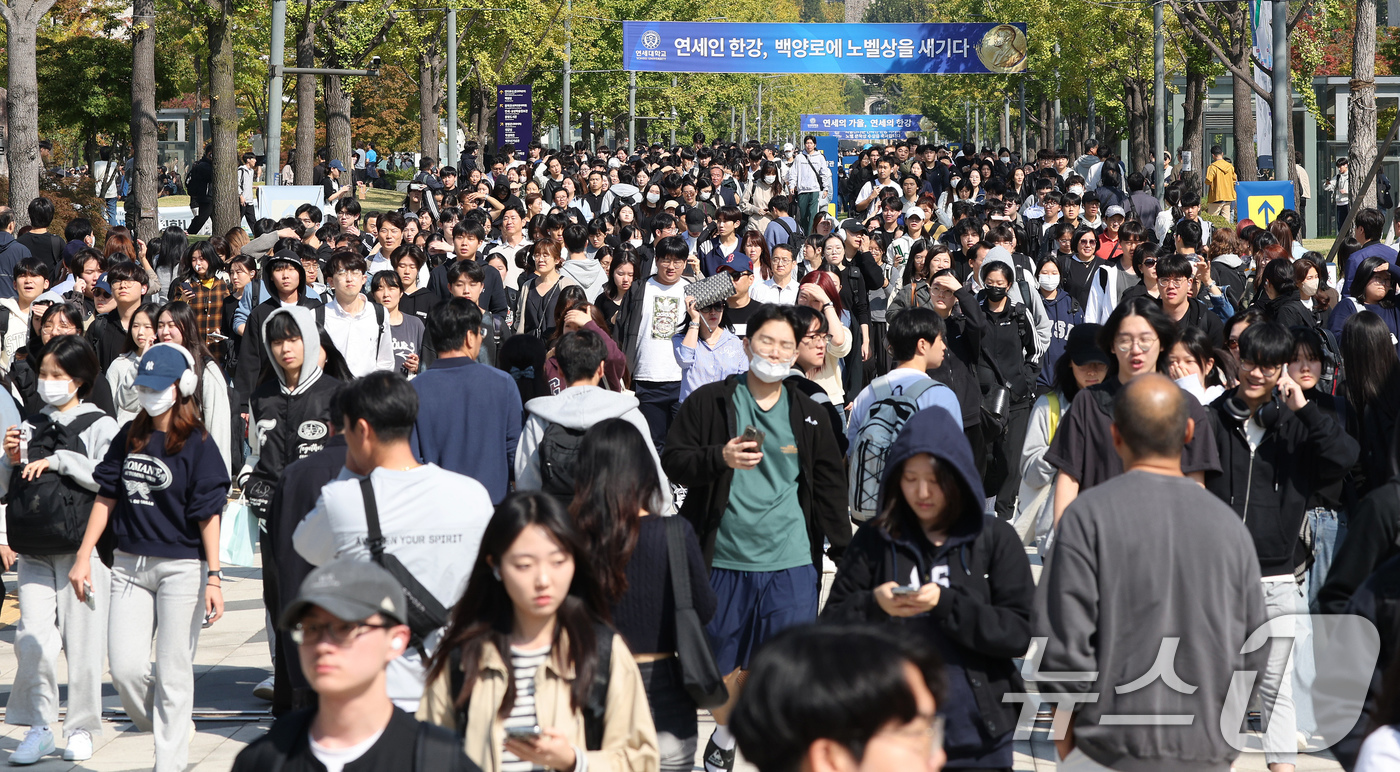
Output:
[623, 22, 1029, 75]
[801, 114, 922, 132]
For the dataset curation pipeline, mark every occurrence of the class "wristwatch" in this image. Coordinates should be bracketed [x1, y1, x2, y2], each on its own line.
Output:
[823, 302, 834, 311]
[207, 570, 223, 580]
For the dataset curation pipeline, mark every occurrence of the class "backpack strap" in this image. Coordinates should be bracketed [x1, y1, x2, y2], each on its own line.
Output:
[448, 646, 467, 737]
[585, 622, 613, 751]
[1047, 392, 1062, 440]
[64, 411, 106, 450]
[900, 377, 935, 402]
[374, 302, 387, 352]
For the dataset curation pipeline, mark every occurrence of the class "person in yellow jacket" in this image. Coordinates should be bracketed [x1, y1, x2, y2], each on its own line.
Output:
[419, 491, 659, 772]
[1205, 145, 1238, 222]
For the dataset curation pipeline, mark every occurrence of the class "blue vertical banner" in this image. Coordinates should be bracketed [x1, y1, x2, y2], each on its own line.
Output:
[623, 22, 1029, 75]
[496, 85, 532, 150]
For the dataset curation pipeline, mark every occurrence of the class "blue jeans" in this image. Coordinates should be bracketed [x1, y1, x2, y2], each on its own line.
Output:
[105, 198, 122, 227]
[1306, 507, 1345, 608]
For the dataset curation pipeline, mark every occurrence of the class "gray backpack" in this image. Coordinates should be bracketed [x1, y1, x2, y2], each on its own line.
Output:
[849, 375, 934, 522]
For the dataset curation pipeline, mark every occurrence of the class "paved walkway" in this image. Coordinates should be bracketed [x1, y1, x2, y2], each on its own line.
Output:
[0, 554, 1347, 771]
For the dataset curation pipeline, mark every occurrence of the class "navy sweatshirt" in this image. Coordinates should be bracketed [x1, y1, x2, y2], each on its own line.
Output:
[409, 357, 522, 504]
[94, 427, 231, 560]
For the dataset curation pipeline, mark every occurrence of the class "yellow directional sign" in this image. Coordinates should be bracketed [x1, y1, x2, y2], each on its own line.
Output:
[1235, 182, 1295, 227]
[1246, 194, 1286, 226]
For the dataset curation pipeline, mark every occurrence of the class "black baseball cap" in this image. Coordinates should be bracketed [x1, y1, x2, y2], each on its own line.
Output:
[279, 559, 407, 630]
[1066, 323, 1111, 366]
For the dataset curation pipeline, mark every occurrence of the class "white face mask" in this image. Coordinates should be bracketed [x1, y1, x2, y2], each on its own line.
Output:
[763, 175, 777, 185]
[37, 378, 76, 407]
[1301, 277, 1320, 296]
[137, 385, 178, 417]
[1038, 274, 1061, 292]
[1069, 185, 1085, 196]
[629, 238, 644, 248]
[1001, 155, 1010, 163]
[700, 191, 712, 201]
[646, 192, 661, 204]
[749, 352, 792, 383]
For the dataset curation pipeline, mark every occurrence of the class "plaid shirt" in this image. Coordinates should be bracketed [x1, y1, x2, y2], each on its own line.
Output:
[181, 276, 228, 359]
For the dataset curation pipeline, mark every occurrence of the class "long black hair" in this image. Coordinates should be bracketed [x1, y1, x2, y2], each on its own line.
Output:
[426, 492, 610, 717]
[1351, 255, 1395, 305]
[1342, 310, 1400, 411]
[569, 419, 662, 602]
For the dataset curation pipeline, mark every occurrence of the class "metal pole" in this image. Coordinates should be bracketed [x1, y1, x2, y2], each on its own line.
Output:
[757, 83, 763, 143]
[1154, 0, 1167, 205]
[266, 0, 286, 185]
[730, 106, 735, 142]
[1019, 79, 1027, 157]
[561, 0, 570, 150]
[974, 106, 981, 149]
[628, 71, 636, 150]
[1053, 43, 1061, 148]
[446, 8, 457, 164]
[1087, 78, 1095, 144]
[742, 105, 747, 143]
[1271, 0, 1289, 182]
[670, 76, 677, 146]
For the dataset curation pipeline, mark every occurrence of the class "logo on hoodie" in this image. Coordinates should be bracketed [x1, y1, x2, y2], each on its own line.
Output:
[298, 421, 328, 441]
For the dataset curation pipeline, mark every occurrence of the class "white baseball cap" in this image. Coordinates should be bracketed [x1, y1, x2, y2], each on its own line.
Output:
[782, 142, 794, 152]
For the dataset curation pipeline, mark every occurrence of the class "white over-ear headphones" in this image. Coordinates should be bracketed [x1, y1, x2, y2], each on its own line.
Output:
[147, 342, 199, 397]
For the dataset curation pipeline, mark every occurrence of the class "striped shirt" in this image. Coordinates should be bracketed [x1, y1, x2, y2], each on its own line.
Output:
[501, 645, 550, 772]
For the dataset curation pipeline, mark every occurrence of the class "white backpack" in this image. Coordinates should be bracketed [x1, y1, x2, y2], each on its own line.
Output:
[849, 375, 934, 522]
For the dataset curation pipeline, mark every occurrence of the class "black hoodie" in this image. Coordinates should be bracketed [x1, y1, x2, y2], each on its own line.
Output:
[821, 406, 1033, 766]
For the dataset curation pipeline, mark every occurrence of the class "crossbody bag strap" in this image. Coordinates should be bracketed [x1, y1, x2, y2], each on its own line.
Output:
[359, 476, 386, 561]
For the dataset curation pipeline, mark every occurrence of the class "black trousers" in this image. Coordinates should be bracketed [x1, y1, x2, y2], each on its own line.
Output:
[187, 200, 213, 235]
[986, 397, 1032, 519]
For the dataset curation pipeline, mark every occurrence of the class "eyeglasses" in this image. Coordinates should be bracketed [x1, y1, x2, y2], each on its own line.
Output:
[771, 257, 795, 266]
[656, 256, 686, 266]
[878, 716, 946, 760]
[1159, 277, 1190, 287]
[1228, 337, 1241, 351]
[334, 269, 366, 278]
[1239, 360, 1282, 378]
[1142, 258, 1158, 268]
[802, 332, 831, 345]
[93, 290, 112, 299]
[1113, 334, 1159, 353]
[291, 620, 394, 646]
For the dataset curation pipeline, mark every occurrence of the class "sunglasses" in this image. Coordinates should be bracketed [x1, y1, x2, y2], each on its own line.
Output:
[1142, 258, 1158, 267]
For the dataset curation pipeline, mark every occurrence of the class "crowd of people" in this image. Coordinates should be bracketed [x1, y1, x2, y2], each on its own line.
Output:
[0, 130, 1399, 772]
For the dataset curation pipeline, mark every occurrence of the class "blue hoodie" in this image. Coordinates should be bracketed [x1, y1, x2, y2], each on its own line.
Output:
[824, 406, 1034, 767]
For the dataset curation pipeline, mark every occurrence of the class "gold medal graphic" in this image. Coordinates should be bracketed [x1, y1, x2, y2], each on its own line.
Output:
[977, 24, 1028, 73]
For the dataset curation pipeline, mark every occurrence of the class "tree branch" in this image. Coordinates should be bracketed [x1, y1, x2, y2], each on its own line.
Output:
[1167, 0, 1275, 103]
[506, 0, 564, 81]
[1287, 0, 1315, 34]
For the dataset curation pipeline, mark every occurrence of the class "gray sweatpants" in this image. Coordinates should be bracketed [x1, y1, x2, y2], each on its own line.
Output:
[107, 551, 206, 772]
[5, 553, 110, 736]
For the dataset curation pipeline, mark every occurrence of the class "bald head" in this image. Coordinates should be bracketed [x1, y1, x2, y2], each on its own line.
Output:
[1112, 373, 1191, 462]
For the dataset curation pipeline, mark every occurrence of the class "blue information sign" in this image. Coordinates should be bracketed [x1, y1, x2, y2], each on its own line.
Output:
[623, 22, 1029, 75]
[496, 85, 532, 150]
[801, 115, 922, 133]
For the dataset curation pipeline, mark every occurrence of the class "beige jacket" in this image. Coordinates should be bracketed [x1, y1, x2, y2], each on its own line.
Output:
[418, 631, 660, 772]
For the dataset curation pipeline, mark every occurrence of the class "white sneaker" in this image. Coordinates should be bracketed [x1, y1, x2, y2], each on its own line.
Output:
[252, 676, 274, 701]
[9, 727, 54, 765]
[62, 730, 92, 762]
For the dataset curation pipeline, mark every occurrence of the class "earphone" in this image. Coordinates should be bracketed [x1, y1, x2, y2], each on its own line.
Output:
[147, 342, 199, 397]
[492, 567, 502, 581]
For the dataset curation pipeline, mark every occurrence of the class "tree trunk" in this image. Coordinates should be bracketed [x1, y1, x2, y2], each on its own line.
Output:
[1125, 77, 1151, 174]
[294, 0, 315, 185]
[1039, 96, 1051, 149]
[1350, 0, 1379, 209]
[206, 4, 239, 235]
[419, 46, 445, 162]
[1230, 6, 1258, 183]
[128, 0, 158, 242]
[1181, 58, 1207, 183]
[4, 0, 57, 227]
[193, 57, 204, 163]
[324, 75, 352, 171]
[580, 110, 593, 151]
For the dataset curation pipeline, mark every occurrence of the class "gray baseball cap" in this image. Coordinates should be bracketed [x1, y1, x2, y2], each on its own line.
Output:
[279, 559, 407, 630]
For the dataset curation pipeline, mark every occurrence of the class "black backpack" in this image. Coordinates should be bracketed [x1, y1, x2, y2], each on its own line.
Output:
[538, 422, 586, 502]
[771, 217, 804, 254]
[5, 412, 104, 555]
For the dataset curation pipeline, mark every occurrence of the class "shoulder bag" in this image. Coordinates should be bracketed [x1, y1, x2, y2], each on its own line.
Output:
[664, 516, 728, 708]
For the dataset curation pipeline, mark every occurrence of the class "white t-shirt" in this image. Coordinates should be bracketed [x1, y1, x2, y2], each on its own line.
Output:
[857, 180, 899, 205]
[1357, 725, 1400, 771]
[634, 278, 688, 382]
[309, 728, 385, 772]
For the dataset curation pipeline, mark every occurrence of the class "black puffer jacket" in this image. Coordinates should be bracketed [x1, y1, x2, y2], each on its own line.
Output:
[821, 406, 1033, 761]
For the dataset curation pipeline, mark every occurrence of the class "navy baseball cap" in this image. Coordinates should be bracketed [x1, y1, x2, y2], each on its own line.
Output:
[717, 253, 754, 274]
[328, 160, 345, 171]
[279, 559, 407, 629]
[134, 344, 192, 390]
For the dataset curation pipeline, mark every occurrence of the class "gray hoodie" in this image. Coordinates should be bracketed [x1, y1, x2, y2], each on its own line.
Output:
[560, 257, 606, 303]
[513, 385, 672, 513]
[239, 306, 326, 483]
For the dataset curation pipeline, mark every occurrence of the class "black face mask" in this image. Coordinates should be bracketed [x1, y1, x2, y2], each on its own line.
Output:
[984, 285, 1008, 302]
